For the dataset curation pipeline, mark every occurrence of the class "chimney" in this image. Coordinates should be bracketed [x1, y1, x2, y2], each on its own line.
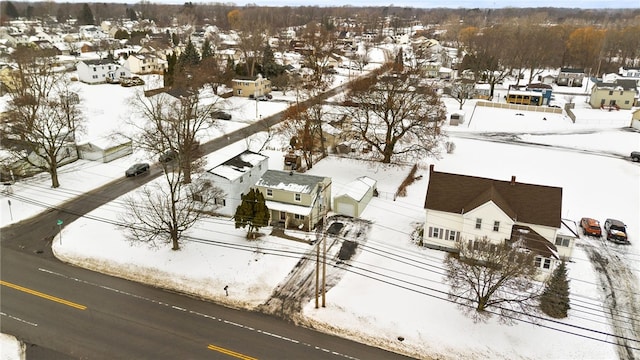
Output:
[510, 175, 516, 185]
[429, 164, 434, 173]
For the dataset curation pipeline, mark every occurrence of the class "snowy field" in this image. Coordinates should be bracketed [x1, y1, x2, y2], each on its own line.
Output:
[1, 61, 639, 358]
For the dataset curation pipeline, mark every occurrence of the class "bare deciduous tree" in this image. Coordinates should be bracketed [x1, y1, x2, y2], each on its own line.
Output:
[447, 79, 476, 110]
[4, 46, 83, 188]
[444, 237, 542, 324]
[128, 87, 221, 184]
[341, 67, 446, 164]
[121, 170, 223, 250]
[277, 101, 330, 170]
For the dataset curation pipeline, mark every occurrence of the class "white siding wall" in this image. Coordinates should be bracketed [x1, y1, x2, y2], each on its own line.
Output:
[462, 202, 514, 244]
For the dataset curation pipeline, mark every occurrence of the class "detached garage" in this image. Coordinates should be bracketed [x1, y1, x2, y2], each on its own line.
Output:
[333, 176, 377, 218]
[77, 135, 133, 163]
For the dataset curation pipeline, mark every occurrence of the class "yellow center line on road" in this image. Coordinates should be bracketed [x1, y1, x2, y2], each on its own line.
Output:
[207, 344, 258, 360]
[0, 280, 87, 311]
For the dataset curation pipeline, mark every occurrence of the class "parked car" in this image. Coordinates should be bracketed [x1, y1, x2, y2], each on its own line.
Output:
[580, 217, 602, 237]
[631, 151, 640, 162]
[125, 163, 150, 177]
[604, 218, 629, 244]
[211, 111, 232, 120]
[158, 150, 178, 163]
[255, 95, 269, 101]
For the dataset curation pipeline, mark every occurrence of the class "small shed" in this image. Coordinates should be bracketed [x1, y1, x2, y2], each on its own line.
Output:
[449, 112, 465, 126]
[77, 135, 133, 163]
[333, 176, 377, 218]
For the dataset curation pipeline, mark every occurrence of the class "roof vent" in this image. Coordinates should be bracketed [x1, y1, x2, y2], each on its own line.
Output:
[510, 176, 516, 185]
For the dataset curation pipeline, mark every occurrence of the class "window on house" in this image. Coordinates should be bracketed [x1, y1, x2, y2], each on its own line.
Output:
[555, 237, 570, 247]
[543, 258, 551, 269]
[192, 193, 203, 202]
[535, 256, 542, 268]
[493, 221, 500, 232]
[609, 90, 613, 95]
[239, 176, 243, 183]
[447, 230, 458, 241]
[93, 67, 97, 72]
[266, 189, 273, 197]
[294, 214, 304, 220]
[475, 218, 482, 229]
[214, 198, 226, 206]
[432, 227, 441, 238]
[294, 193, 301, 202]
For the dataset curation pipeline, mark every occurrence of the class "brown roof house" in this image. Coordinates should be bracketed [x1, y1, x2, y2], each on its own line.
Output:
[423, 166, 566, 279]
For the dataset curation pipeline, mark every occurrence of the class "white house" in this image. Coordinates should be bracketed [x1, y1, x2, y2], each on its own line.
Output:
[333, 176, 377, 218]
[423, 166, 565, 279]
[76, 59, 130, 84]
[204, 150, 269, 217]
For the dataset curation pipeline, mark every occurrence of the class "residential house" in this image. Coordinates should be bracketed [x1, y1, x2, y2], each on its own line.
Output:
[556, 68, 584, 87]
[76, 135, 133, 163]
[204, 150, 269, 217]
[333, 176, 377, 218]
[124, 52, 166, 75]
[631, 108, 640, 130]
[423, 166, 565, 279]
[589, 79, 638, 110]
[76, 59, 130, 84]
[254, 170, 331, 231]
[231, 74, 272, 98]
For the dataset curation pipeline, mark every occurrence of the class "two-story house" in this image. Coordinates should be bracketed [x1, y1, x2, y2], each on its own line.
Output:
[231, 74, 272, 98]
[589, 79, 638, 110]
[204, 150, 269, 217]
[124, 52, 166, 75]
[76, 59, 131, 84]
[254, 170, 331, 231]
[423, 166, 565, 279]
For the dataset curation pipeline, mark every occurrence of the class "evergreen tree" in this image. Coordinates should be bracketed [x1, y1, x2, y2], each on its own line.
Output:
[164, 52, 177, 88]
[201, 38, 213, 60]
[26, 5, 34, 19]
[77, 3, 95, 25]
[394, 47, 404, 73]
[178, 39, 200, 68]
[261, 44, 282, 80]
[234, 189, 270, 239]
[172, 33, 180, 47]
[539, 260, 571, 318]
[126, 7, 137, 21]
[5, 1, 19, 19]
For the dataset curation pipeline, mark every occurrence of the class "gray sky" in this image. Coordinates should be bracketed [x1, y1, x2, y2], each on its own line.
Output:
[238, 0, 639, 7]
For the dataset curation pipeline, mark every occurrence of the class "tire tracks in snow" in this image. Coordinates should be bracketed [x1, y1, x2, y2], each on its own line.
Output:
[580, 236, 640, 360]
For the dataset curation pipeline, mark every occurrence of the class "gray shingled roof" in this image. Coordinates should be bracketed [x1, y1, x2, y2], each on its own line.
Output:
[256, 170, 326, 194]
[424, 170, 562, 228]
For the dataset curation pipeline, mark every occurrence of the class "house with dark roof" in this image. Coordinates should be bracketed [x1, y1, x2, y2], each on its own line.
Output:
[423, 166, 566, 279]
[203, 150, 269, 217]
[557, 67, 585, 87]
[254, 170, 331, 231]
[77, 59, 131, 84]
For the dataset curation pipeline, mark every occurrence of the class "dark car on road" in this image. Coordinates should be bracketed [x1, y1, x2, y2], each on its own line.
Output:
[631, 151, 640, 162]
[604, 218, 629, 244]
[125, 163, 150, 177]
[158, 150, 178, 163]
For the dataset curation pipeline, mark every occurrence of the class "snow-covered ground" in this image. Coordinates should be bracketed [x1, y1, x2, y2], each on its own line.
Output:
[2, 52, 639, 358]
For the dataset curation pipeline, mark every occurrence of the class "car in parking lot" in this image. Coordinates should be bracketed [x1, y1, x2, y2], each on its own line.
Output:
[580, 217, 602, 237]
[604, 218, 629, 244]
[125, 163, 150, 177]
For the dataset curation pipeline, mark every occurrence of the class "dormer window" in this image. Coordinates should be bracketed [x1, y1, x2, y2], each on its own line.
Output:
[294, 193, 301, 202]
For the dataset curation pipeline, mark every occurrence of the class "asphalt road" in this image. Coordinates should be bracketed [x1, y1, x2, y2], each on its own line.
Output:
[1, 77, 417, 359]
